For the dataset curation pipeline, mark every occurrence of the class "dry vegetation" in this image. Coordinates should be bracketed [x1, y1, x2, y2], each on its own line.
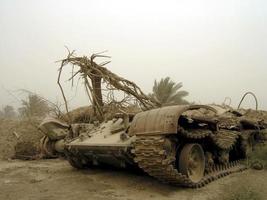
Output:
[0, 94, 54, 160]
[0, 118, 43, 160]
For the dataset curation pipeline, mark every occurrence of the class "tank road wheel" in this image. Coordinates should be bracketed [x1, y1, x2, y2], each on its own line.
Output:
[66, 154, 87, 169]
[240, 133, 254, 158]
[178, 143, 205, 183]
[244, 136, 254, 156]
[39, 136, 57, 158]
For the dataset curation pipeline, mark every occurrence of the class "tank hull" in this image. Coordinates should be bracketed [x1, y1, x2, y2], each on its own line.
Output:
[39, 105, 267, 187]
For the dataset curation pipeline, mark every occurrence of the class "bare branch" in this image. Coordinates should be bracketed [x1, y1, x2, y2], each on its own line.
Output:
[56, 50, 161, 121]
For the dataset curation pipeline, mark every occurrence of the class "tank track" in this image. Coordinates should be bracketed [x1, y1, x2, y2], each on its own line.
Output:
[133, 135, 247, 188]
[211, 130, 240, 150]
[179, 128, 211, 139]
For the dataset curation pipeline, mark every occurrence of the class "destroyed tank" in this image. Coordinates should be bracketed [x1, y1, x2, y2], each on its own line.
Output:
[39, 52, 267, 188]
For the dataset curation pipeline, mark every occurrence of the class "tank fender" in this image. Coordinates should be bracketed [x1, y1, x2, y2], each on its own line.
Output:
[128, 105, 217, 136]
[39, 117, 70, 140]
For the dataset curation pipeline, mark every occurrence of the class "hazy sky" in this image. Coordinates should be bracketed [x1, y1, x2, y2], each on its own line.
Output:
[0, 0, 266, 110]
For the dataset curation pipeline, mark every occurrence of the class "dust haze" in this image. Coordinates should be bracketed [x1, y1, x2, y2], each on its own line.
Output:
[1, 1, 267, 200]
[0, 0, 266, 110]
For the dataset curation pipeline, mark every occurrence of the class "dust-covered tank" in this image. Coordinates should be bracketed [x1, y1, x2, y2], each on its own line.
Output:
[39, 52, 267, 188]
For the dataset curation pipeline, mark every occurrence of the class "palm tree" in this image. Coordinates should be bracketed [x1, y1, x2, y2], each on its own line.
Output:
[19, 94, 50, 118]
[150, 77, 189, 106]
[2, 105, 16, 119]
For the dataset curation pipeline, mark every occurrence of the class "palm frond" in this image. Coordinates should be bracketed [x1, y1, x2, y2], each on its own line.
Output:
[151, 77, 189, 106]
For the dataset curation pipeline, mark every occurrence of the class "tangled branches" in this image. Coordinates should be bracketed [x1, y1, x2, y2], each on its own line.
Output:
[57, 50, 160, 122]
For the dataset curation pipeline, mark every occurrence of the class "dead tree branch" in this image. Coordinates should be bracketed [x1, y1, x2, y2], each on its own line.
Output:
[57, 50, 160, 121]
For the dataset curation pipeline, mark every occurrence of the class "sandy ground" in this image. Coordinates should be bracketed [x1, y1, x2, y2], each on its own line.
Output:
[0, 159, 266, 200]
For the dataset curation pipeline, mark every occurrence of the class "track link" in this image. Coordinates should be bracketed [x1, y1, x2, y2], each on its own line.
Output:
[211, 130, 240, 150]
[179, 128, 211, 139]
[133, 135, 247, 188]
